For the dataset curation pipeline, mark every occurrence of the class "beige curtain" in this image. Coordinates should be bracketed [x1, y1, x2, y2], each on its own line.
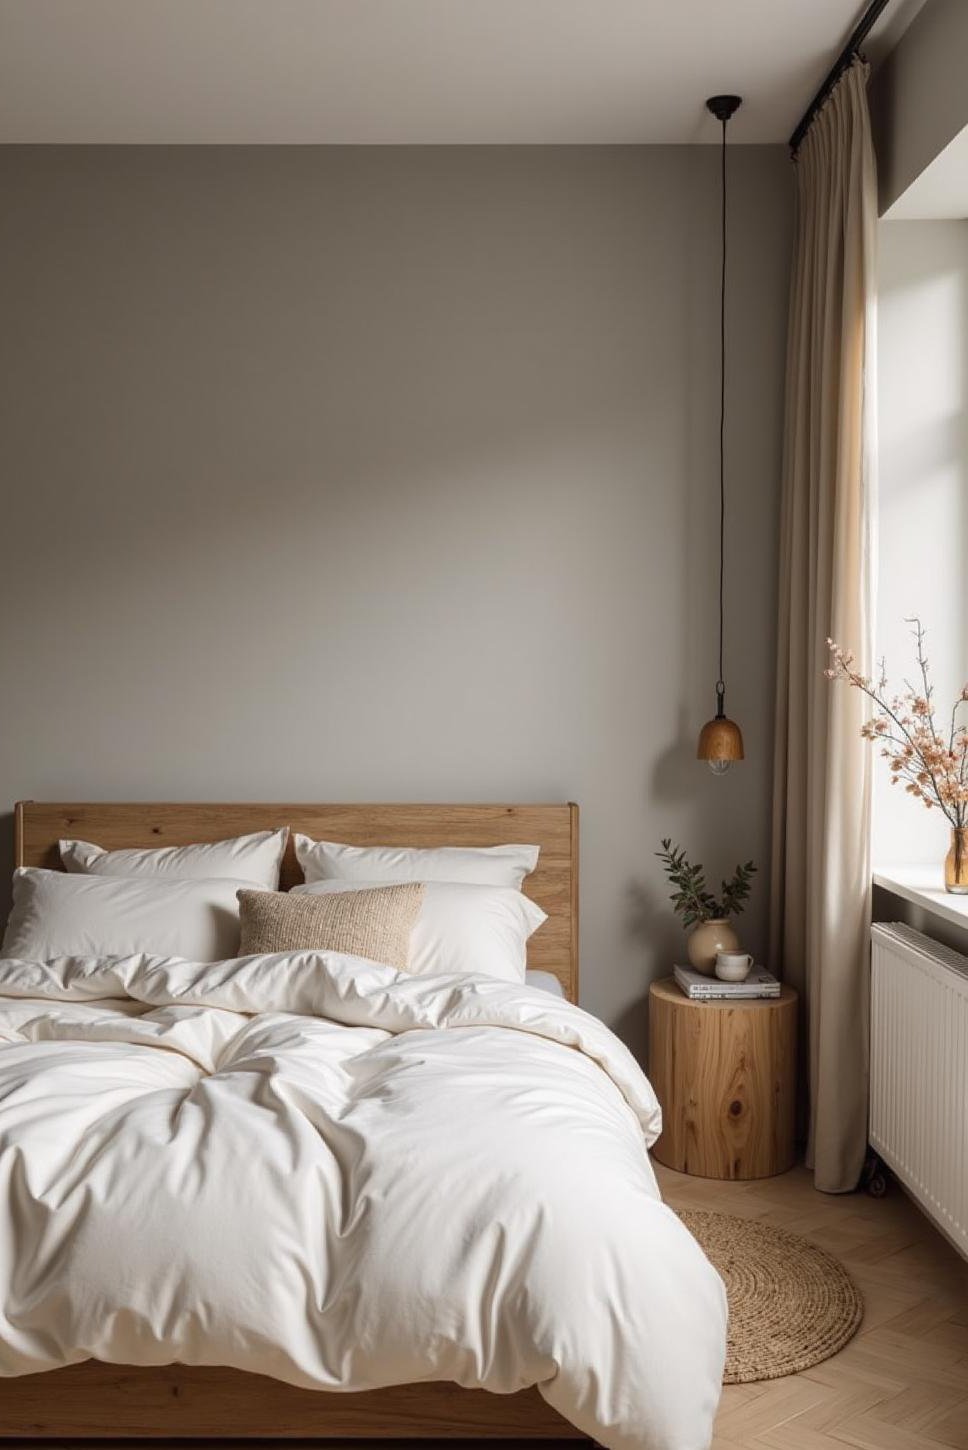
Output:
[770, 60, 878, 1195]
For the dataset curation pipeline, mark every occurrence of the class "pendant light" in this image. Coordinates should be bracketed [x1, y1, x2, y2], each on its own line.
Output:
[697, 93, 745, 775]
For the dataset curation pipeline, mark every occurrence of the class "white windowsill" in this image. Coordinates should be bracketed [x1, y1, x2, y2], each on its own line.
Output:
[873, 866, 968, 934]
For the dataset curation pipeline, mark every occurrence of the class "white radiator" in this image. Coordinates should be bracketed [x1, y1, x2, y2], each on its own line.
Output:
[870, 923, 968, 1259]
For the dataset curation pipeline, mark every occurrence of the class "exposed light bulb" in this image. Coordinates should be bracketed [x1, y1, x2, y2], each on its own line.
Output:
[697, 710, 743, 772]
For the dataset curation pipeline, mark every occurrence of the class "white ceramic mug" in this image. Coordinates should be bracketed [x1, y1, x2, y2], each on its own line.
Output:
[714, 950, 753, 983]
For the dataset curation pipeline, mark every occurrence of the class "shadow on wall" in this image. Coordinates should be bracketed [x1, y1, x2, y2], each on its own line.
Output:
[619, 877, 681, 1063]
[650, 702, 704, 805]
[0, 817, 12, 930]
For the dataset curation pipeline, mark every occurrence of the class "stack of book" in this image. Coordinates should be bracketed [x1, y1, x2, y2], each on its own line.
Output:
[673, 964, 781, 1000]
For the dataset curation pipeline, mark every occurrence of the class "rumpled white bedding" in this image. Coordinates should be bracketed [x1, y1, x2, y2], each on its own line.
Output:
[0, 950, 726, 1450]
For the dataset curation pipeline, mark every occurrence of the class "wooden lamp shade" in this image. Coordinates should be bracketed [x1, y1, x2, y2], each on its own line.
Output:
[697, 712, 745, 765]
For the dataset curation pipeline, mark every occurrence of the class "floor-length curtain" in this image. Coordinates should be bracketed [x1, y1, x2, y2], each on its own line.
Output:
[770, 60, 878, 1194]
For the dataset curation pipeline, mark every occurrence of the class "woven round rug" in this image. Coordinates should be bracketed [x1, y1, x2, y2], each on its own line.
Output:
[679, 1210, 864, 1383]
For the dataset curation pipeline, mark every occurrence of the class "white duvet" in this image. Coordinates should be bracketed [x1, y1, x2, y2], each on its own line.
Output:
[0, 951, 726, 1450]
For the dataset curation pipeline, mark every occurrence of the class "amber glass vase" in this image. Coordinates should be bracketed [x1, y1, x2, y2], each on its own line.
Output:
[945, 827, 968, 894]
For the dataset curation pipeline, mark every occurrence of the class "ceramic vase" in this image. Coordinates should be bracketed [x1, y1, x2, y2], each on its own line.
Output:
[686, 917, 740, 976]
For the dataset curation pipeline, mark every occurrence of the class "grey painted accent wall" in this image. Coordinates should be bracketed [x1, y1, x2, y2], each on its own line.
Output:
[0, 145, 791, 1056]
[870, 0, 968, 216]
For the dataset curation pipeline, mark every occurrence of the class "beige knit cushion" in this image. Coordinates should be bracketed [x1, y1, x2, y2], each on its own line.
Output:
[237, 883, 424, 970]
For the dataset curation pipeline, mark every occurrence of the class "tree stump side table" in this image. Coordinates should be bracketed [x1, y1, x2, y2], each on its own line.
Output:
[648, 977, 798, 1180]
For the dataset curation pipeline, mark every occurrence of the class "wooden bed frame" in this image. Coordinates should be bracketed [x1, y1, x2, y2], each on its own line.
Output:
[5, 800, 583, 1439]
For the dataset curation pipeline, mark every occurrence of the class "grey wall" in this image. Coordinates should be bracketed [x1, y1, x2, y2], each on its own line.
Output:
[875, 219, 968, 864]
[870, 0, 968, 216]
[0, 145, 791, 1056]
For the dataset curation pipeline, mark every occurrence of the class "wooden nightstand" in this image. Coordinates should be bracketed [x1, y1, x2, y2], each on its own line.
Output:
[648, 977, 798, 1180]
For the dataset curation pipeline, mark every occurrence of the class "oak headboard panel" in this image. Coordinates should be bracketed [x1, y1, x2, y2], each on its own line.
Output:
[14, 802, 579, 1002]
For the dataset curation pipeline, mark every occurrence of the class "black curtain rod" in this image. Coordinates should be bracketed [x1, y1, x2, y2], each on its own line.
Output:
[788, 0, 893, 154]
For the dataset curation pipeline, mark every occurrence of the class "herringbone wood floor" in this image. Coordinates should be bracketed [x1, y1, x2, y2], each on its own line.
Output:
[657, 1162, 968, 1450]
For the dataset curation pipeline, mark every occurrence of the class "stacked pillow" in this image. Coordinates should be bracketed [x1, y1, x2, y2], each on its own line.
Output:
[2, 829, 288, 962]
[282, 836, 545, 983]
[294, 839, 538, 889]
[1, 828, 545, 983]
[59, 828, 289, 886]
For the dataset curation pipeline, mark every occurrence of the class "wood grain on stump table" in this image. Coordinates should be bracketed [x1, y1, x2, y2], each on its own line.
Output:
[648, 977, 797, 1180]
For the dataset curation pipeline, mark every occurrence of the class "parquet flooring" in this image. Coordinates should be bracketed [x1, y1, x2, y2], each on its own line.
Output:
[656, 1162, 968, 1450]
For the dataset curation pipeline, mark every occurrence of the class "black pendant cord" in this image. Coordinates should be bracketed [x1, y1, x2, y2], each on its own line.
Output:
[705, 93, 740, 726]
[716, 113, 727, 719]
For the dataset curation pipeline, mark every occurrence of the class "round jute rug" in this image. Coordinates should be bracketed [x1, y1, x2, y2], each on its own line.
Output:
[679, 1210, 864, 1384]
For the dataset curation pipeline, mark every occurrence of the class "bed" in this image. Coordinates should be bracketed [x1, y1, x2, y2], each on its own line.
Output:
[0, 801, 725, 1447]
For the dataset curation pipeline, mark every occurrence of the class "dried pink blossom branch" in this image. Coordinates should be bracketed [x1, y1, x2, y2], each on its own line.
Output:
[825, 618, 968, 829]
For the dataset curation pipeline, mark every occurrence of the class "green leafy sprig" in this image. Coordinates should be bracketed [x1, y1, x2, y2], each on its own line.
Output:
[655, 839, 757, 927]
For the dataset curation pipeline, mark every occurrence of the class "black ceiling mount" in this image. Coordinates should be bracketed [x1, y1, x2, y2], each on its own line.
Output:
[706, 95, 742, 124]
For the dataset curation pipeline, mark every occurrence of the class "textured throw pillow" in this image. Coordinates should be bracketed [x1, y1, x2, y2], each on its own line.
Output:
[237, 884, 424, 971]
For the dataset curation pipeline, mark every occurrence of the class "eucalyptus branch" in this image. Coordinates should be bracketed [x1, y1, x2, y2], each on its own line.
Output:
[656, 839, 757, 927]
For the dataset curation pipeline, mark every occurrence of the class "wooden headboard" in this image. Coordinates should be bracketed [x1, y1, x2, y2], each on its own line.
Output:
[14, 802, 579, 1001]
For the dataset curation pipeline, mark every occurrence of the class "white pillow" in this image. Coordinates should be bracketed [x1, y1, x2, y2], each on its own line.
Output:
[291, 879, 546, 983]
[525, 970, 565, 998]
[2, 868, 260, 963]
[60, 828, 289, 890]
[294, 835, 539, 889]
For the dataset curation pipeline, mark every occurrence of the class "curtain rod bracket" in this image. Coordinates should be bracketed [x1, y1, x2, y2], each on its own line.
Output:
[789, 0, 894, 155]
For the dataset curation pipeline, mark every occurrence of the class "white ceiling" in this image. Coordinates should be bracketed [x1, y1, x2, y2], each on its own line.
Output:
[0, 0, 906, 146]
